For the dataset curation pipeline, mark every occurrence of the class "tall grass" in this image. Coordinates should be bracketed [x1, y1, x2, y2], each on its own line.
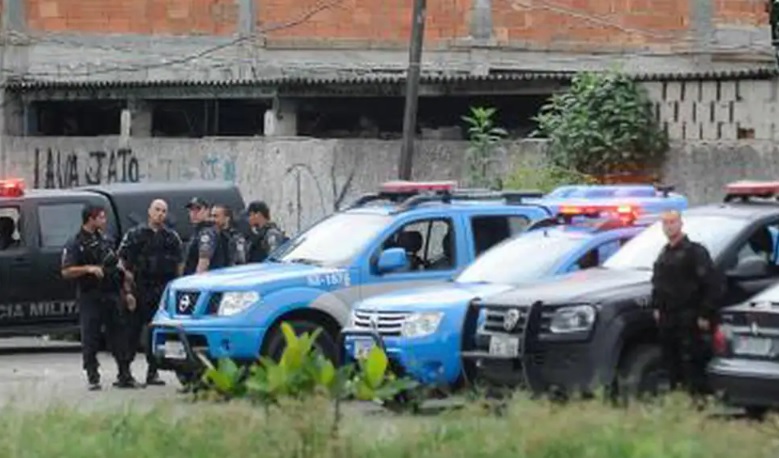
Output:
[0, 393, 776, 458]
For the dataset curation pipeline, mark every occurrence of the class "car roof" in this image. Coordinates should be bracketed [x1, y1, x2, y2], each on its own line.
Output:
[683, 200, 779, 220]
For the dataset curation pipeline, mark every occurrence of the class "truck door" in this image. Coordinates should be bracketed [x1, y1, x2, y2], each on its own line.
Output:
[32, 200, 100, 327]
[0, 201, 35, 328]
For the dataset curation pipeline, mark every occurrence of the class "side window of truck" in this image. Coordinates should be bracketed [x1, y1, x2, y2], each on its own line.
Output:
[471, 215, 529, 256]
[38, 203, 85, 248]
[0, 206, 23, 251]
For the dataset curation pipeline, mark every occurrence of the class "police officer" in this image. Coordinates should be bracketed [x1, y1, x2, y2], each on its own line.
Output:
[118, 199, 183, 386]
[61, 204, 139, 390]
[211, 204, 247, 266]
[244, 201, 287, 263]
[651, 210, 721, 399]
[183, 197, 219, 275]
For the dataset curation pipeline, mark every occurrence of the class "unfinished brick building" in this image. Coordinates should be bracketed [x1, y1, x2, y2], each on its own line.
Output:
[1, 0, 776, 140]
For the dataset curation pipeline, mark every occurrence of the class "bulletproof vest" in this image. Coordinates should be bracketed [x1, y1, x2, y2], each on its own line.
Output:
[250, 222, 287, 262]
[210, 230, 232, 270]
[652, 239, 704, 314]
[77, 230, 122, 296]
[134, 226, 180, 285]
[184, 221, 214, 275]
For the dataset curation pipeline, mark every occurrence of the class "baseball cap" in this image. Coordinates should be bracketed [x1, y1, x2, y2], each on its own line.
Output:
[185, 197, 210, 209]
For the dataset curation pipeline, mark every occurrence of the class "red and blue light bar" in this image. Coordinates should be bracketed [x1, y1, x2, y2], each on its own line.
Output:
[0, 178, 24, 198]
[558, 203, 639, 220]
[380, 180, 458, 194]
[724, 180, 779, 197]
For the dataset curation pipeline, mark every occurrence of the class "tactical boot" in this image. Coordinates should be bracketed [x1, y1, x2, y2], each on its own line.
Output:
[87, 370, 101, 391]
[113, 364, 142, 389]
[145, 369, 166, 386]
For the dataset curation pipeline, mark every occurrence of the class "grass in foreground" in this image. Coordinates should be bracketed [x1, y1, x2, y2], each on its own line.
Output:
[0, 393, 777, 458]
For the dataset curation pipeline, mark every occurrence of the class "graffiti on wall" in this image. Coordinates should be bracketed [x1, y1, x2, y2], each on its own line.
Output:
[33, 148, 141, 189]
[166, 153, 237, 182]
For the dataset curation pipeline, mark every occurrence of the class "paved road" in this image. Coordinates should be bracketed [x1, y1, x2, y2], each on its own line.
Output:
[0, 337, 183, 411]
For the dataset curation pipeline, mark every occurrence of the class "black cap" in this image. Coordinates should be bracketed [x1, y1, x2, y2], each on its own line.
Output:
[185, 197, 210, 209]
[246, 200, 270, 218]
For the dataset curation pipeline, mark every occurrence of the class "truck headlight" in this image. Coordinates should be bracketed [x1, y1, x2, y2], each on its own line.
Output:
[218, 291, 260, 316]
[401, 312, 444, 338]
[549, 305, 596, 334]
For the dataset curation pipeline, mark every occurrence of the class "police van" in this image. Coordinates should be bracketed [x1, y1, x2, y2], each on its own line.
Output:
[0, 178, 244, 337]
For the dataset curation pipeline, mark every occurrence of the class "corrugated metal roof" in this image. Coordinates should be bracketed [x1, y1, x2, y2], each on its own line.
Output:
[7, 67, 778, 90]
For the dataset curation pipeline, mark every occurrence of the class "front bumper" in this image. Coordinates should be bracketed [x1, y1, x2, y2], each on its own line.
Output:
[340, 327, 463, 387]
[150, 321, 266, 372]
[460, 302, 600, 394]
[707, 358, 779, 409]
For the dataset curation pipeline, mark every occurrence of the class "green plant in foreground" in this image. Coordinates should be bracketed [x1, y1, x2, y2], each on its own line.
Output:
[503, 162, 599, 193]
[462, 106, 508, 189]
[197, 322, 418, 411]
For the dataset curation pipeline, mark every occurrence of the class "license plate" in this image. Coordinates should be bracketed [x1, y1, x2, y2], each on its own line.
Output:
[489, 335, 519, 358]
[353, 339, 375, 359]
[163, 341, 187, 360]
[733, 336, 773, 356]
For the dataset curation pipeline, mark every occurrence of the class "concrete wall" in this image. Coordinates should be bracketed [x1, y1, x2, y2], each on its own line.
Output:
[1, 136, 776, 233]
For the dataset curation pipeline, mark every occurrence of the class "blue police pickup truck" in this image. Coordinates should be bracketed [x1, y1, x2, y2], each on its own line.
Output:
[340, 191, 687, 390]
[149, 180, 678, 384]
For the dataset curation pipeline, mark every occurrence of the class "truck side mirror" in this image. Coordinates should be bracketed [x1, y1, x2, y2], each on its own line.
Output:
[376, 247, 408, 274]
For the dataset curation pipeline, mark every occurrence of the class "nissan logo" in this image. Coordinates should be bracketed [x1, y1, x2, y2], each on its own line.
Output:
[178, 294, 192, 313]
[503, 309, 521, 331]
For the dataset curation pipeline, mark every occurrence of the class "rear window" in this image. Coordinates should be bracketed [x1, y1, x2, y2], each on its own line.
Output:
[38, 203, 86, 248]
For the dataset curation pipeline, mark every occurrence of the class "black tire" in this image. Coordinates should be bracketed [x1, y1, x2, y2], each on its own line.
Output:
[616, 344, 668, 401]
[263, 319, 339, 363]
[744, 405, 768, 421]
[175, 369, 200, 387]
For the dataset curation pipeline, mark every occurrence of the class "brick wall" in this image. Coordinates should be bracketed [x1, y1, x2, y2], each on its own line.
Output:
[714, 0, 768, 26]
[492, 0, 689, 48]
[25, 0, 238, 34]
[258, 0, 472, 45]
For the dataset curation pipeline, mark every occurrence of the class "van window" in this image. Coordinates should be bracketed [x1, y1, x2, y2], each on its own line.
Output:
[0, 206, 23, 251]
[39, 203, 85, 248]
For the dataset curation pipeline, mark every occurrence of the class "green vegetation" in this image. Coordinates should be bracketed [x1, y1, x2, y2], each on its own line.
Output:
[1, 394, 776, 457]
[532, 69, 668, 179]
[462, 106, 508, 189]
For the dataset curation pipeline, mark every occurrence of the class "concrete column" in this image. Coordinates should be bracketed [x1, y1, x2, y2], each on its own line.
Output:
[238, 0, 256, 36]
[470, 0, 493, 41]
[690, 0, 713, 59]
[127, 99, 153, 137]
[264, 98, 298, 137]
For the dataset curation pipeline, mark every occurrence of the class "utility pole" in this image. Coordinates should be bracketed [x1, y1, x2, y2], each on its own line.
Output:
[398, 0, 427, 180]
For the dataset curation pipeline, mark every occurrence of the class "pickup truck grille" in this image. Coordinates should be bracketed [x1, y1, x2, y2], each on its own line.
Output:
[172, 291, 200, 315]
[351, 310, 410, 337]
[482, 305, 530, 336]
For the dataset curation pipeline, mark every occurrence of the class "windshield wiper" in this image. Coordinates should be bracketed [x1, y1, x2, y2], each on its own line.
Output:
[286, 257, 324, 266]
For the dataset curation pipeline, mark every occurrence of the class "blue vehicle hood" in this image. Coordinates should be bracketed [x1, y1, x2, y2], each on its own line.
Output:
[355, 281, 514, 312]
[169, 262, 350, 292]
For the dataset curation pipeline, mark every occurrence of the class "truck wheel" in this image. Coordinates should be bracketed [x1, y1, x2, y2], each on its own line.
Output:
[263, 320, 339, 363]
[616, 344, 667, 400]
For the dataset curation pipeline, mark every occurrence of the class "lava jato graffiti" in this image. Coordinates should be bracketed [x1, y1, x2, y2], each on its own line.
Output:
[33, 148, 141, 189]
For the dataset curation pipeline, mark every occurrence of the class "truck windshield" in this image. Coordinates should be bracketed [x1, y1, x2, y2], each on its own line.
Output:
[603, 214, 750, 271]
[274, 212, 391, 267]
[456, 230, 586, 284]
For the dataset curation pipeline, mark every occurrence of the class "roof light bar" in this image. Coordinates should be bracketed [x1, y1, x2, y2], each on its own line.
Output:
[380, 180, 458, 194]
[0, 178, 24, 198]
[724, 180, 779, 197]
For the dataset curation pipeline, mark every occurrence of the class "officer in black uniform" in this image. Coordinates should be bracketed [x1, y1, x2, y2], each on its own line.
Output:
[211, 204, 247, 266]
[61, 204, 139, 390]
[244, 201, 287, 263]
[651, 210, 722, 399]
[118, 198, 183, 386]
[182, 197, 219, 275]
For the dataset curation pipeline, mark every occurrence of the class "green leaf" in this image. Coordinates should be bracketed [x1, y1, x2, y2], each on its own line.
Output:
[364, 346, 388, 389]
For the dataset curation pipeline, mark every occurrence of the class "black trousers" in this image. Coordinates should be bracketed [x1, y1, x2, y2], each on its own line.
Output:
[658, 320, 711, 396]
[79, 294, 133, 374]
[131, 284, 166, 372]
